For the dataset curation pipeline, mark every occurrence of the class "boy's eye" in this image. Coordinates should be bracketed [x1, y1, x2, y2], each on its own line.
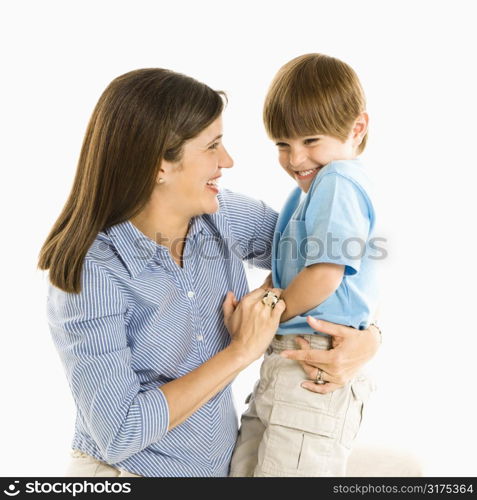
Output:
[275, 138, 319, 148]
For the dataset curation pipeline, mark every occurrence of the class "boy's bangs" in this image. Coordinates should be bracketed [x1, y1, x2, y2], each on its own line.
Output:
[266, 98, 334, 140]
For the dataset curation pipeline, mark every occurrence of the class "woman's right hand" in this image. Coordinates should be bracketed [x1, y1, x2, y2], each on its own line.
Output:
[222, 287, 286, 364]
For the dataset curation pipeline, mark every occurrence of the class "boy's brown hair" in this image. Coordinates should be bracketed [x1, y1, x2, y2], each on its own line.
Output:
[263, 53, 368, 154]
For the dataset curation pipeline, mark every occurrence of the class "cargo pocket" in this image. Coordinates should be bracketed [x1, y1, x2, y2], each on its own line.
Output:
[257, 400, 339, 477]
[340, 376, 374, 449]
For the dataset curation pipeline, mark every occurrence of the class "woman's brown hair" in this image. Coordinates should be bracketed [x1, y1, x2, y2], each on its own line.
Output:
[263, 53, 367, 153]
[38, 68, 225, 293]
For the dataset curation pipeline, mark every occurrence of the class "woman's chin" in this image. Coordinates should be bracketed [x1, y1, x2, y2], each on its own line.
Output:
[206, 201, 220, 214]
[201, 198, 220, 215]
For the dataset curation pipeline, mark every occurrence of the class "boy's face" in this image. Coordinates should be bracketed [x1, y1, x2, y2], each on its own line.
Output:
[275, 133, 355, 193]
[274, 114, 368, 193]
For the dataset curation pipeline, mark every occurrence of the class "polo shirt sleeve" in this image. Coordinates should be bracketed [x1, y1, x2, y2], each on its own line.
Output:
[304, 173, 371, 276]
[47, 259, 170, 464]
[219, 189, 278, 270]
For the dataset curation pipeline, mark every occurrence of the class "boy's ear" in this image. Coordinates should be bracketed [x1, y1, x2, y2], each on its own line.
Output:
[352, 112, 369, 146]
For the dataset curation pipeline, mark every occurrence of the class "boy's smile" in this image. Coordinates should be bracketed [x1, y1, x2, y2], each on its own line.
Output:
[276, 134, 355, 192]
[274, 113, 368, 193]
[294, 165, 323, 180]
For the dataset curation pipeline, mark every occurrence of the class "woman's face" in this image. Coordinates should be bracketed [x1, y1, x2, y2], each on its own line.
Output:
[160, 116, 234, 217]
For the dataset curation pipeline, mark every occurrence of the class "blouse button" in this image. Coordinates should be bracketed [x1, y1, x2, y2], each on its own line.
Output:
[187, 291, 195, 298]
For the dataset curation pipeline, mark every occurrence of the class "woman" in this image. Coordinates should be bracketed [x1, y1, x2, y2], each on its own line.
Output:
[38, 68, 380, 477]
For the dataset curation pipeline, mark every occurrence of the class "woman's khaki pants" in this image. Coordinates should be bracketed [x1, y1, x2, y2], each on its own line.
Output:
[65, 450, 142, 477]
[229, 334, 375, 477]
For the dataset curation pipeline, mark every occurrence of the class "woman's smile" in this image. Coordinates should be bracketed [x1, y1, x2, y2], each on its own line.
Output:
[205, 174, 221, 194]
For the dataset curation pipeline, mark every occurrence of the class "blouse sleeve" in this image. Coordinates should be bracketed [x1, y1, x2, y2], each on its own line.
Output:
[218, 189, 278, 270]
[47, 259, 170, 464]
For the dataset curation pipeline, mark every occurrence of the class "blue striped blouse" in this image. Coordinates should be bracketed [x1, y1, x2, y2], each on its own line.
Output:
[47, 189, 277, 477]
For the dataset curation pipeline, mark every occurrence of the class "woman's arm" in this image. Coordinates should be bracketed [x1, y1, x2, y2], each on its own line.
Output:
[280, 316, 380, 394]
[219, 189, 278, 270]
[161, 287, 285, 429]
[48, 259, 284, 464]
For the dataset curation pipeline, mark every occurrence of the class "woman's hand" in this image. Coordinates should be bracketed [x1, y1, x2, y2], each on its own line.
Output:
[280, 316, 380, 394]
[222, 287, 286, 364]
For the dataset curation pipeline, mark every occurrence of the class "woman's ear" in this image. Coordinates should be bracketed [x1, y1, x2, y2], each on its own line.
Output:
[156, 159, 175, 185]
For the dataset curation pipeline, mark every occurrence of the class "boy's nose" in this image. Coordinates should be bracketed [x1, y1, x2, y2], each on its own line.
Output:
[289, 152, 307, 169]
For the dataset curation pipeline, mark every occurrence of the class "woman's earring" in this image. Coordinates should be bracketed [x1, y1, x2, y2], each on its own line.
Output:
[158, 178, 165, 184]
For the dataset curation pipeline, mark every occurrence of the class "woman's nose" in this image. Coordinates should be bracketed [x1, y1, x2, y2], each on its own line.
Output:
[220, 147, 234, 169]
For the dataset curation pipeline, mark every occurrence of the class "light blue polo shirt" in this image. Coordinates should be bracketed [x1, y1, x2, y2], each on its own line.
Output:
[272, 159, 379, 335]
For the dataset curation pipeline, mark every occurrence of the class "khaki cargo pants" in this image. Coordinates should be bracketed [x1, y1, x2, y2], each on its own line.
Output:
[229, 334, 375, 477]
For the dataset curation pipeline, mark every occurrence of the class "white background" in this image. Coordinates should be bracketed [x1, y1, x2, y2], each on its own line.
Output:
[1, 0, 476, 477]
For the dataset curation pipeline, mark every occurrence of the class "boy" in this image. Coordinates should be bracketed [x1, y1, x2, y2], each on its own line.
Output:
[229, 53, 379, 477]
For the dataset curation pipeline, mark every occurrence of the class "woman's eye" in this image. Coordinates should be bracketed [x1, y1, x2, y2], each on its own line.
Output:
[209, 142, 220, 150]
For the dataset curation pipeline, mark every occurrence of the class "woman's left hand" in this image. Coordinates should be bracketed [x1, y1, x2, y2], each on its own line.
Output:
[280, 316, 381, 394]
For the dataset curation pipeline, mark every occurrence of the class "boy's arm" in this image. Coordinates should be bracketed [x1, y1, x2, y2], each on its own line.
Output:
[279, 263, 344, 323]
